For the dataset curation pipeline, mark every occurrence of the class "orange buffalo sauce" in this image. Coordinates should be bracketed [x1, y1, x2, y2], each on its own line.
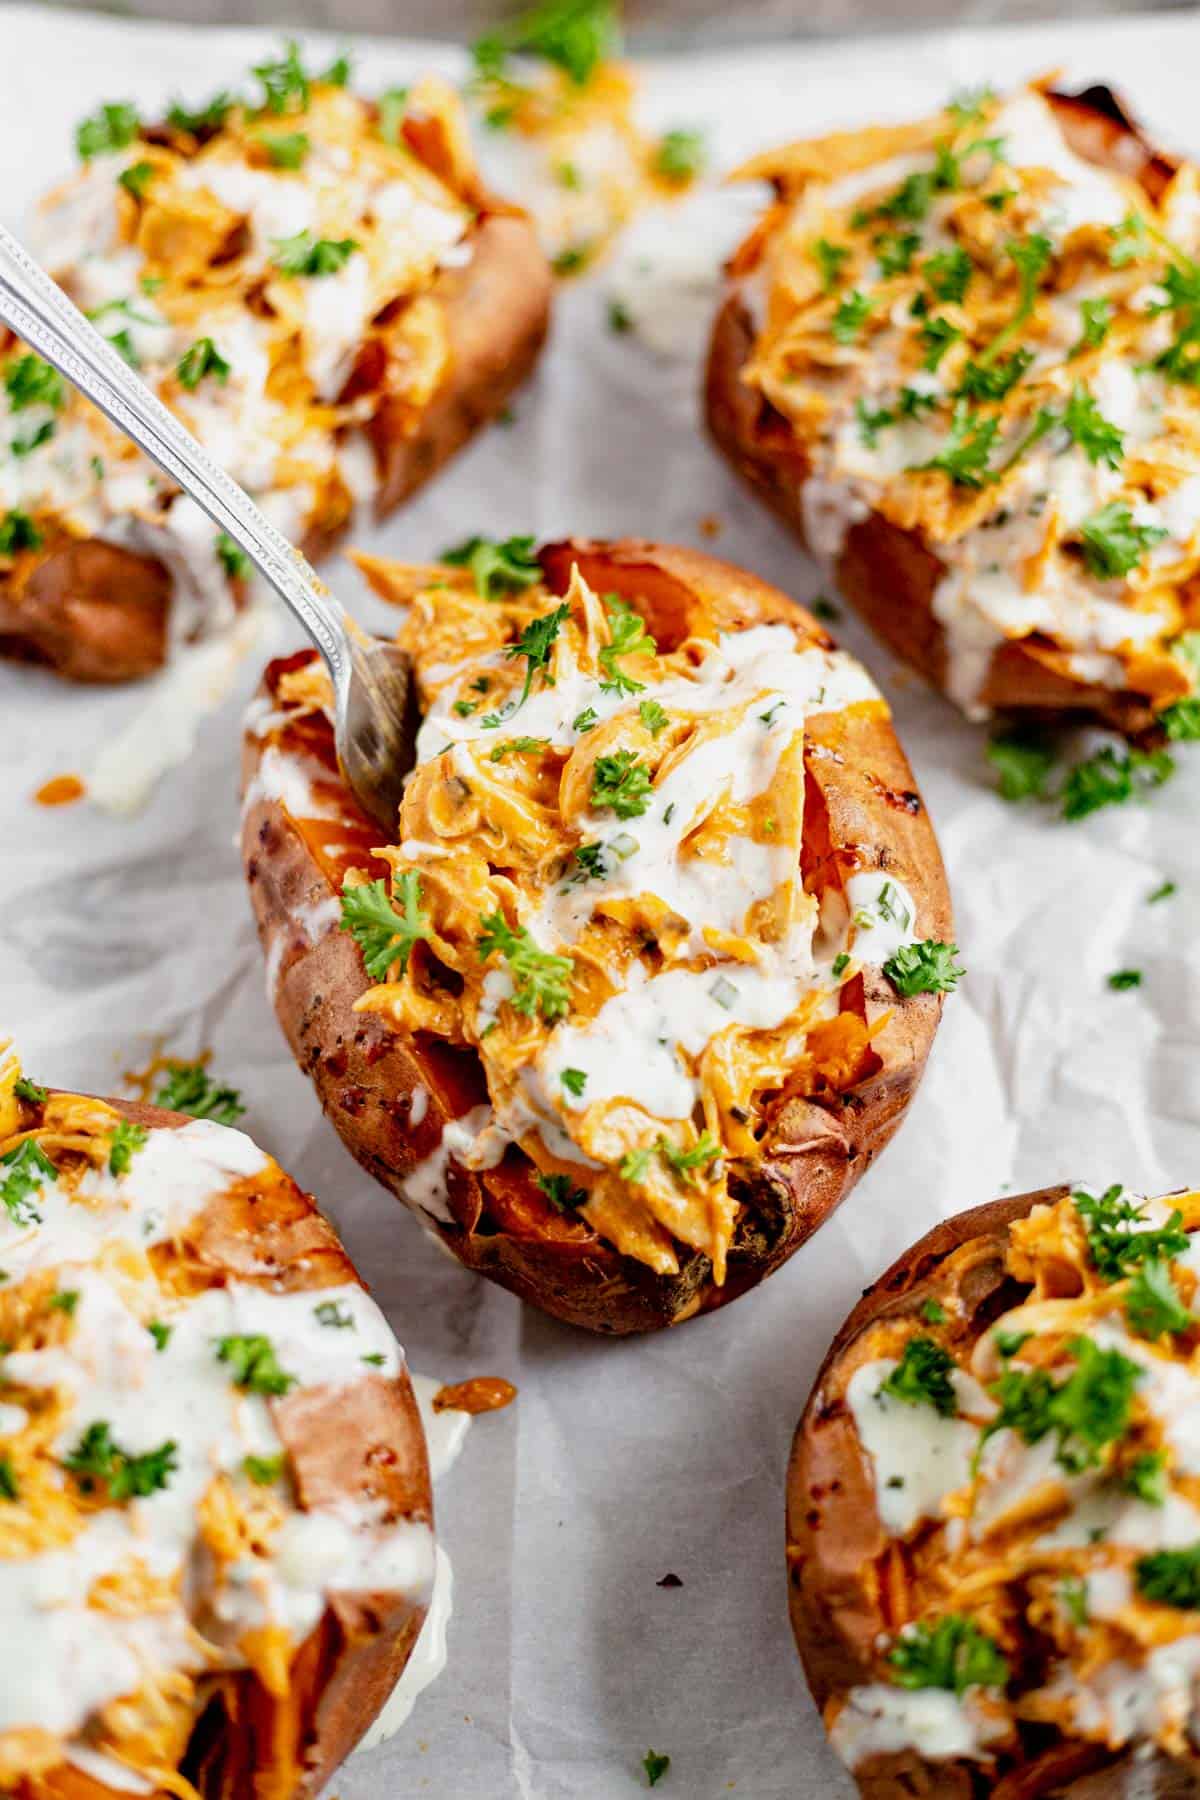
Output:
[33, 775, 85, 808]
[432, 1377, 518, 1416]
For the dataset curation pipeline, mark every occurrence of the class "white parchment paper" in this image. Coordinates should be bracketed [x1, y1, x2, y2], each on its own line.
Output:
[3, 7, 1200, 1794]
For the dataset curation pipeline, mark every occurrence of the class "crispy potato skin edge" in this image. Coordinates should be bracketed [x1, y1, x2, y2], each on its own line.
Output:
[0, 209, 551, 684]
[784, 1182, 1194, 1798]
[704, 89, 1179, 736]
[27, 1094, 432, 1800]
[240, 537, 953, 1335]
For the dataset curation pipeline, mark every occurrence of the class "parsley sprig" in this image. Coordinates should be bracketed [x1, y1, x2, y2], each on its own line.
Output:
[442, 534, 542, 600]
[1073, 1184, 1189, 1281]
[340, 874, 433, 981]
[152, 1061, 245, 1125]
[472, 0, 620, 87]
[0, 1139, 57, 1226]
[216, 1333, 296, 1395]
[271, 231, 359, 277]
[65, 1421, 177, 1499]
[878, 1336, 958, 1417]
[599, 596, 656, 697]
[507, 603, 571, 707]
[888, 1615, 1009, 1694]
[883, 940, 964, 997]
[981, 1335, 1141, 1474]
[477, 913, 574, 1021]
[591, 750, 654, 820]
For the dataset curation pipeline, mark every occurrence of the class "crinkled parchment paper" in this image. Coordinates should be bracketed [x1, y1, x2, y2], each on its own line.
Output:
[3, 7, 1200, 1794]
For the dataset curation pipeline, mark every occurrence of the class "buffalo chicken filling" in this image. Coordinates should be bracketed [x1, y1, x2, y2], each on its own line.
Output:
[736, 83, 1200, 727]
[0, 1052, 431, 1796]
[273, 550, 962, 1282]
[832, 1183, 1200, 1774]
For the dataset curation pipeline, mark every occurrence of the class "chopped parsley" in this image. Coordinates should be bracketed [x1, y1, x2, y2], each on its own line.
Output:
[1062, 385, 1124, 469]
[573, 705, 600, 733]
[875, 231, 920, 278]
[571, 842, 608, 881]
[314, 1299, 354, 1329]
[1123, 1449, 1168, 1506]
[11, 419, 57, 457]
[924, 247, 972, 303]
[537, 1172, 586, 1211]
[1060, 745, 1174, 820]
[108, 1119, 148, 1177]
[378, 88, 410, 146]
[1109, 211, 1151, 268]
[340, 873, 432, 980]
[812, 237, 850, 291]
[1137, 1542, 1200, 1609]
[65, 1421, 177, 1499]
[1078, 502, 1167, 579]
[14, 1077, 47, 1106]
[442, 534, 542, 600]
[118, 160, 155, 199]
[216, 533, 250, 578]
[921, 1299, 947, 1325]
[1108, 968, 1142, 992]
[643, 1750, 671, 1788]
[982, 1335, 1141, 1474]
[270, 231, 359, 277]
[608, 297, 632, 333]
[0, 1457, 17, 1502]
[472, 0, 620, 88]
[215, 1333, 296, 1395]
[263, 131, 310, 169]
[244, 1453, 286, 1485]
[638, 699, 670, 735]
[974, 231, 1052, 369]
[1149, 880, 1177, 904]
[915, 402, 998, 488]
[1071, 296, 1113, 357]
[986, 730, 1054, 802]
[591, 750, 654, 820]
[0, 1139, 57, 1226]
[919, 315, 962, 372]
[560, 1067, 587, 1097]
[831, 289, 874, 345]
[167, 92, 234, 135]
[152, 1061, 244, 1125]
[658, 1132, 721, 1184]
[253, 40, 312, 114]
[955, 348, 1032, 402]
[856, 398, 894, 448]
[1060, 1576, 1089, 1626]
[505, 603, 571, 707]
[619, 1146, 653, 1184]
[5, 354, 65, 413]
[654, 128, 706, 183]
[878, 1336, 957, 1418]
[47, 1289, 79, 1316]
[888, 1615, 1008, 1694]
[994, 1328, 1032, 1359]
[489, 735, 549, 761]
[147, 1321, 172, 1352]
[1073, 1184, 1189, 1281]
[599, 596, 656, 696]
[76, 101, 140, 160]
[477, 913, 573, 1021]
[0, 510, 42, 557]
[883, 940, 964, 997]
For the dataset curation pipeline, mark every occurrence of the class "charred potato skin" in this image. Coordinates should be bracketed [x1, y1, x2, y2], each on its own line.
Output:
[0, 206, 551, 685]
[26, 1095, 432, 1800]
[705, 89, 1179, 737]
[240, 538, 952, 1336]
[785, 1183, 1193, 1800]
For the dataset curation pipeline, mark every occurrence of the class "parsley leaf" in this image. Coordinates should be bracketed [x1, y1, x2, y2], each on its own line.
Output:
[167, 92, 234, 135]
[76, 101, 140, 160]
[1060, 745, 1174, 820]
[253, 41, 311, 114]
[924, 247, 972, 303]
[340, 873, 433, 980]
[65, 1421, 177, 1499]
[108, 1119, 147, 1177]
[1073, 1185, 1189, 1281]
[1126, 1259, 1191, 1339]
[1078, 502, 1166, 578]
[0, 1139, 57, 1226]
[561, 1067, 587, 1097]
[537, 1172, 586, 1211]
[831, 289, 874, 345]
[270, 231, 359, 277]
[489, 736, 549, 761]
[591, 750, 654, 820]
[216, 533, 249, 579]
[599, 595, 656, 697]
[812, 237, 850, 291]
[889, 1615, 1009, 1694]
[13, 1077, 47, 1106]
[473, 0, 620, 87]
[1108, 968, 1142, 991]
[1137, 1543, 1200, 1608]
[442, 534, 542, 600]
[215, 1333, 296, 1395]
[244, 1452, 286, 1485]
[263, 131, 310, 170]
[916, 402, 997, 488]
[1124, 1449, 1168, 1506]
[874, 231, 920, 277]
[152, 1062, 244, 1125]
[507, 603, 571, 706]
[638, 699, 669, 736]
[378, 88, 410, 147]
[883, 940, 964, 996]
[987, 730, 1054, 802]
[982, 1335, 1141, 1474]
[176, 337, 231, 391]
[657, 1131, 722, 1183]
[0, 509, 42, 557]
[4, 355, 65, 413]
[620, 1146, 653, 1184]
[0, 1456, 18, 1501]
[654, 128, 706, 183]
[956, 348, 1032, 402]
[314, 1299, 354, 1328]
[1062, 385, 1124, 470]
[856, 398, 895, 447]
[643, 1750, 671, 1788]
[1071, 296, 1113, 357]
[879, 1336, 957, 1417]
[477, 913, 573, 1021]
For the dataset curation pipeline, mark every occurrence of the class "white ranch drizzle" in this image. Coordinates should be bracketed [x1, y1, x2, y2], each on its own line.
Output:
[0, 1117, 433, 1771]
[830, 1685, 1006, 1769]
[846, 1358, 988, 1536]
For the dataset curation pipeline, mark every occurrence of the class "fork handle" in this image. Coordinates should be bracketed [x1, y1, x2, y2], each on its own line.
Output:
[0, 222, 353, 694]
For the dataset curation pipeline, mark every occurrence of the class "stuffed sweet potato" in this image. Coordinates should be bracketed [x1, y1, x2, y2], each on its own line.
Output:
[0, 44, 551, 683]
[707, 81, 1200, 737]
[0, 1053, 433, 1798]
[240, 536, 957, 1334]
[789, 1179, 1200, 1795]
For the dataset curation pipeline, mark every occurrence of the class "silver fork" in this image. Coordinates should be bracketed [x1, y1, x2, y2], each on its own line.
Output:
[0, 223, 416, 830]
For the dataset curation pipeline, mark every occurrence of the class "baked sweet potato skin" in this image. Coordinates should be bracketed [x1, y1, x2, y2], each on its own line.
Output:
[0, 208, 550, 686]
[22, 1095, 432, 1800]
[240, 538, 953, 1335]
[705, 89, 1178, 737]
[785, 1184, 1188, 1800]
